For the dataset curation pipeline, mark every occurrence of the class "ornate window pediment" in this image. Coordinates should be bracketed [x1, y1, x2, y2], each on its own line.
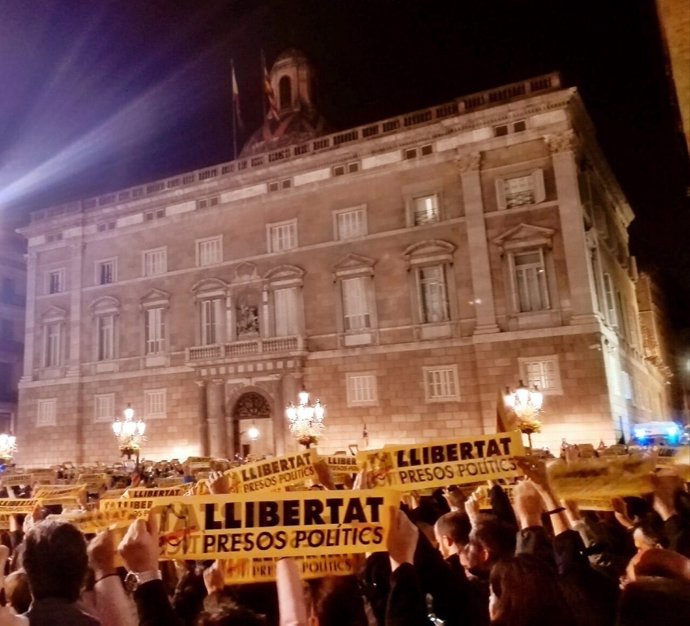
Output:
[403, 240, 455, 268]
[89, 296, 120, 316]
[333, 254, 376, 278]
[492, 223, 556, 253]
[233, 262, 260, 284]
[140, 288, 170, 310]
[192, 278, 228, 299]
[40, 305, 67, 322]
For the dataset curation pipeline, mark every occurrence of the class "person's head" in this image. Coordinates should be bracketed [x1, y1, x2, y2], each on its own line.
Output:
[434, 511, 471, 558]
[308, 576, 368, 626]
[489, 554, 572, 626]
[632, 515, 665, 552]
[461, 519, 516, 574]
[5, 569, 32, 614]
[23, 519, 89, 602]
[617, 578, 690, 626]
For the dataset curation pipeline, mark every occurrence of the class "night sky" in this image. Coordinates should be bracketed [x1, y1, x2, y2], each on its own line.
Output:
[1, 0, 688, 332]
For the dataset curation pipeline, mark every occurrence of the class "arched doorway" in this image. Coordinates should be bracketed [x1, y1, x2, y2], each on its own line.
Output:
[231, 392, 273, 459]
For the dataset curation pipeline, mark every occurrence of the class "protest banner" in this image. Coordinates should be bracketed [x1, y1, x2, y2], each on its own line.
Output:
[0, 499, 41, 514]
[357, 431, 525, 491]
[572, 497, 614, 511]
[222, 554, 362, 585]
[223, 450, 319, 493]
[548, 456, 655, 498]
[34, 484, 87, 499]
[124, 485, 189, 499]
[322, 455, 359, 475]
[1, 473, 33, 487]
[109, 489, 395, 560]
[157, 477, 188, 487]
[48, 508, 139, 534]
[77, 473, 108, 492]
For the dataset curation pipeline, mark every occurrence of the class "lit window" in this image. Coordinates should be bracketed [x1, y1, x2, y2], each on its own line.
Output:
[418, 265, 449, 323]
[519, 356, 562, 394]
[200, 298, 223, 345]
[269, 220, 297, 252]
[97, 260, 116, 285]
[97, 314, 115, 361]
[346, 373, 378, 406]
[144, 389, 166, 418]
[511, 249, 550, 312]
[143, 248, 167, 276]
[196, 236, 222, 266]
[335, 206, 367, 240]
[94, 394, 115, 422]
[424, 366, 459, 401]
[413, 194, 440, 226]
[47, 270, 64, 294]
[44, 322, 61, 367]
[496, 170, 545, 209]
[145, 307, 165, 354]
[342, 277, 371, 331]
[37, 398, 57, 427]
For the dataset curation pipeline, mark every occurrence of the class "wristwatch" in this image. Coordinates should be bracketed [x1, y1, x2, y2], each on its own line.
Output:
[125, 569, 162, 592]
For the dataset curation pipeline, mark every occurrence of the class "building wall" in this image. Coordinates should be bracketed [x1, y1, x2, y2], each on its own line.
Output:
[16, 73, 667, 464]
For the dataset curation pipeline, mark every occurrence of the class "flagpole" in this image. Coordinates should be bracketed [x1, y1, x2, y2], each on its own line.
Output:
[231, 58, 238, 160]
[260, 49, 268, 120]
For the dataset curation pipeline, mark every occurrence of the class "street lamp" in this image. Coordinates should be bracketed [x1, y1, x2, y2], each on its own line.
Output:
[285, 389, 325, 448]
[0, 433, 16, 464]
[504, 380, 543, 449]
[112, 404, 146, 463]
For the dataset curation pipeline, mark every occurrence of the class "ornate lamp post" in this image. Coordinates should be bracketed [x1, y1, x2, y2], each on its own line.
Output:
[285, 389, 325, 448]
[504, 380, 544, 449]
[0, 433, 16, 464]
[112, 404, 146, 464]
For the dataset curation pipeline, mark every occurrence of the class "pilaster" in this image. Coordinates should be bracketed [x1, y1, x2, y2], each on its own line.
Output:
[207, 379, 226, 458]
[456, 151, 500, 335]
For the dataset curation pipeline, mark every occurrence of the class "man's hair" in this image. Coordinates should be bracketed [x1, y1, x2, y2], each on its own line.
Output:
[435, 511, 471, 547]
[472, 519, 516, 562]
[23, 519, 89, 602]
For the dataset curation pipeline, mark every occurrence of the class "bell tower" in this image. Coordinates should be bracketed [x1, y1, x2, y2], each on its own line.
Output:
[269, 49, 316, 114]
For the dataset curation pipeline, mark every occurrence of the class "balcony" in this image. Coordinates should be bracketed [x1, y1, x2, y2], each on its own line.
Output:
[185, 335, 304, 363]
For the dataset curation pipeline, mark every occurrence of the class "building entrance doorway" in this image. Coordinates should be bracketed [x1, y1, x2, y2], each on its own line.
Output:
[231, 392, 273, 460]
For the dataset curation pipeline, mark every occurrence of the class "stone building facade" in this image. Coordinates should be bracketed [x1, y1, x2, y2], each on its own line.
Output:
[16, 53, 671, 465]
[0, 222, 25, 436]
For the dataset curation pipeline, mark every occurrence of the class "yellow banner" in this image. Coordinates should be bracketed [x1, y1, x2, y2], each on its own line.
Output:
[124, 485, 189, 499]
[572, 497, 613, 511]
[548, 457, 655, 498]
[322, 455, 359, 475]
[223, 450, 319, 493]
[48, 508, 138, 534]
[111, 489, 395, 560]
[34, 484, 87, 499]
[222, 554, 362, 585]
[77, 473, 108, 491]
[0, 499, 41, 514]
[358, 431, 525, 491]
[1, 474, 33, 487]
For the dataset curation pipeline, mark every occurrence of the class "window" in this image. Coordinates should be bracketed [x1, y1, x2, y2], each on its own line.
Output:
[621, 371, 633, 401]
[332, 162, 360, 176]
[44, 322, 61, 367]
[200, 298, 223, 345]
[412, 194, 440, 226]
[513, 120, 527, 133]
[519, 356, 562, 394]
[96, 221, 116, 232]
[46, 232, 63, 243]
[97, 314, 115, 361]
[144, 209, 166, 221]
[418, 265, 449, 323]
[197, 196, 220, 209]
[424, 366, 459, 401]
[341, 277, 371, 331]
[274, 287, 299, 336]
[143, 248, 167, 276]
[96, 259, 116, 285]
[196, 236, 222, 267]
[268, 179, 292, 193]
[602, 273, 618, 327]
[279, 75, 291, 109]
[145, 389, 166, 418]
[496, 170, 545, 209]
[334, 206, 367, 240]
[511, 249, 550, 312]
[47, 270, 64, 294]
[37, 399, 57, 427]
[494, 124, 509, 137]
[94, 394, 115, 422]
[268, 220, 297, 252]
[346, 373, 378, 406]
[616, 291, 628, 340]
[145, 307, 165, 354]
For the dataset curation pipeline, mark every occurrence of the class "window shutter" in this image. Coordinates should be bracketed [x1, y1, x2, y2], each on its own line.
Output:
[532, 169, 546, 203]
[495, 178, 507, 210]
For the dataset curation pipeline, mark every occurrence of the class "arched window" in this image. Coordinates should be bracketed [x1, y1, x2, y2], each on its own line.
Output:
[279, 75, 292, 109]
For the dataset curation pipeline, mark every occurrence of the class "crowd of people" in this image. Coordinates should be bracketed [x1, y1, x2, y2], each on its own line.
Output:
[0, 447, 688, 626]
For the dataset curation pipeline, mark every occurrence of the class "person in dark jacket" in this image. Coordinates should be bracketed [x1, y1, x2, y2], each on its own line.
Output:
[22, 519, 100, 626]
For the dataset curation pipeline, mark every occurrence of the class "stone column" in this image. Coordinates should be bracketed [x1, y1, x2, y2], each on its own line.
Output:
[457, 152, 500, 334]
[548, 131, 598, 324]
[207, 379, 226, 458]
[21, 252, 37, 380]
[195, 381, 210, 456]
[225, 415, 237, 459]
